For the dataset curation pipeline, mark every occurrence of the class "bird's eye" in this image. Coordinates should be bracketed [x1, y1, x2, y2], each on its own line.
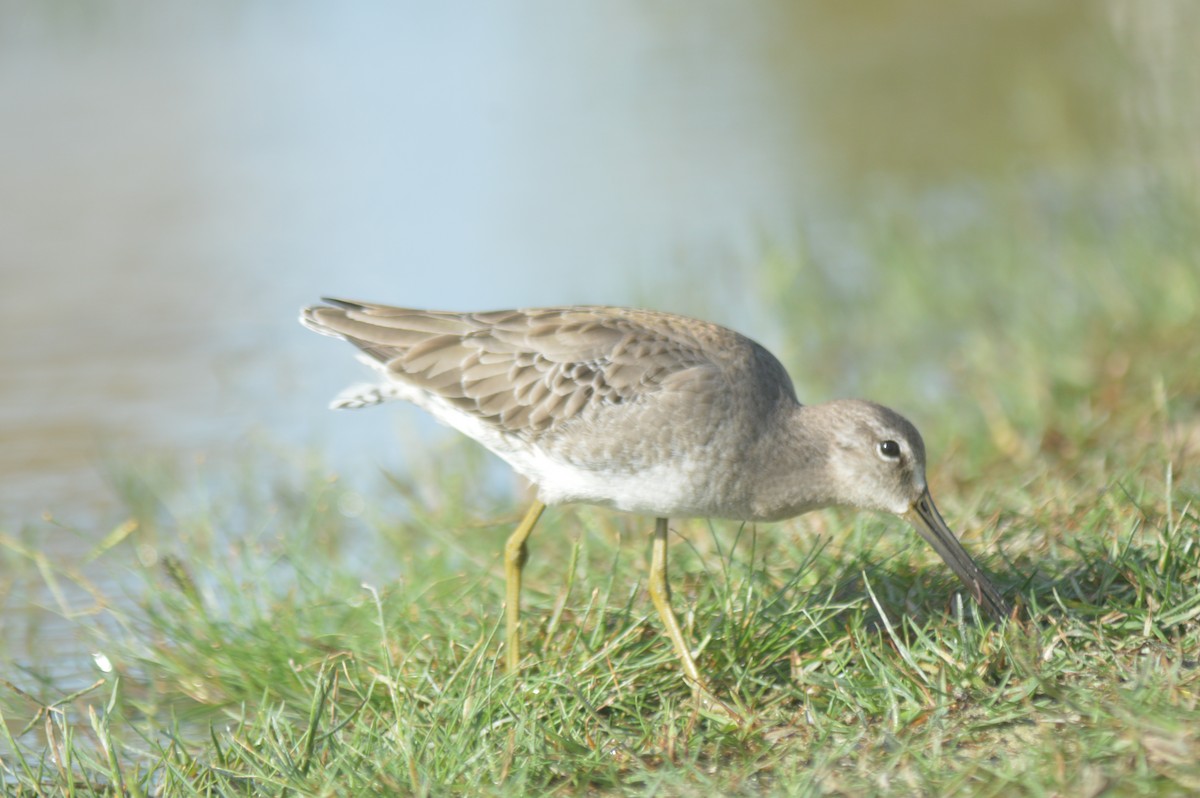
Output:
[877, 440, 901, 460]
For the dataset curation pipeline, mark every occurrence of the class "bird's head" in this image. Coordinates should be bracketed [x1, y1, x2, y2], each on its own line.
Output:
[813, 399, 1011, 621]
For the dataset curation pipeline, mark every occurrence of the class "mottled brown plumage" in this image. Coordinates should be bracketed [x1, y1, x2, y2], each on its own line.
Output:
[304, 302, 787, 435]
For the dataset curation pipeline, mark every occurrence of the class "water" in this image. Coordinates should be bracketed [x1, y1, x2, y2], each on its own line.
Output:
[1, 1, 1195, 686]
[0, 3, 815, 520]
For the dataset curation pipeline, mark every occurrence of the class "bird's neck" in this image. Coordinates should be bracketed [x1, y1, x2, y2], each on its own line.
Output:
[738, 403, 838, 522]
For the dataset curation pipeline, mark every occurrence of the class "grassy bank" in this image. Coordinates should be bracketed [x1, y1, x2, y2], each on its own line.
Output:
[3, 180, 1199, 795]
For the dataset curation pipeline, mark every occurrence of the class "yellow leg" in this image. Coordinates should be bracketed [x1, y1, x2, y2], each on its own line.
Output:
[505, 500, 546, 671]
[648, 517, 704, 687]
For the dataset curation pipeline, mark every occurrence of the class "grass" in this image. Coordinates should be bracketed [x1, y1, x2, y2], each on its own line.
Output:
[2, 177, 1200, 795]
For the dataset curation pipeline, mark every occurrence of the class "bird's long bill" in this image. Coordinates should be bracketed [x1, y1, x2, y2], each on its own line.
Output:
[904, 489, 1011, 621]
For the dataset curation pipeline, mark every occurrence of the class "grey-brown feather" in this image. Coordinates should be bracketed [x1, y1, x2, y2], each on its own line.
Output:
[311, 303, 814, 521]
[302, 302, 799, 452]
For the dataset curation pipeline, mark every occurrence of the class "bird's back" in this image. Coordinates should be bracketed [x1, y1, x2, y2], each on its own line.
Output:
[302, 301, 802, 516]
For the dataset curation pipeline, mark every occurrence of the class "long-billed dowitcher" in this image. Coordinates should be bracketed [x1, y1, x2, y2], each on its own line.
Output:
[300, 299, 1009, 690]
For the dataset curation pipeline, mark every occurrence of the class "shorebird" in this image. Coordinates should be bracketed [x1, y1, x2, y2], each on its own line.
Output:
[300, 299, 1009, 691]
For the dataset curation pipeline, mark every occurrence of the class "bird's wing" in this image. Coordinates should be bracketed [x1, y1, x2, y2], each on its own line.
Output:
[301, 299, 736, 435]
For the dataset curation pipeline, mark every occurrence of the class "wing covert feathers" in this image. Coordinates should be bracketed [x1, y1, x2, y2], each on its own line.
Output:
[301, 300, 794, 438]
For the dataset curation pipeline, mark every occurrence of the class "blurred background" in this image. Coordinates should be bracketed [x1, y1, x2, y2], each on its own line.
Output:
[1, 2, 1197, 674]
